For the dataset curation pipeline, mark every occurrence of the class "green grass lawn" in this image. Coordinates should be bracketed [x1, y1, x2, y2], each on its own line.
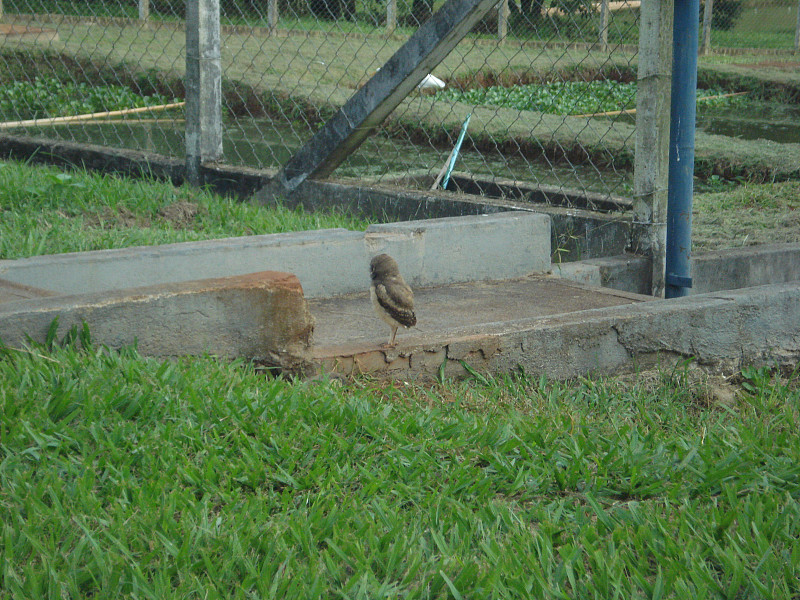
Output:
[0, 160, 372, 259]
[1, 336, 798, 598]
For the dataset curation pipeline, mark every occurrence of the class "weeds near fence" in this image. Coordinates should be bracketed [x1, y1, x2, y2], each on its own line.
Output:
[0, 160, 373, 259]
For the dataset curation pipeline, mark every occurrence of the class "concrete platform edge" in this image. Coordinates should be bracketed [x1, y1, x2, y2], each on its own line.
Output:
[314, 281, 800, 381]
[0, 271, 315, 372]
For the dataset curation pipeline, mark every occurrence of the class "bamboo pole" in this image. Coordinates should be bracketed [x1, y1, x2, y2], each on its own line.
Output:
[0, 102, 185, 130]
[1, 118, 187, 127]
[573, 91, 747, 119]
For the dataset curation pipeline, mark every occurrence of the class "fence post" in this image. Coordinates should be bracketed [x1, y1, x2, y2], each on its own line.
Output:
[498, 0, 509, 42]
[795, 0, 800, 52]
[387, 0, 397, 34]
[138, 0, 150, 21]
[598, 0, 609, 50]
[185, 0, 223, 186]
[700, 0, 712, 55]
[268, 0, 279, 33]
[633, 0, 674, 297]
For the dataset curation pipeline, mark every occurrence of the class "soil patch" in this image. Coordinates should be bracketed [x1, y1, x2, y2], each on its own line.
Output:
[159, 201, 202, 228]
[84, 206, 150, 229]
[732, 61, 800, 71]
[0, 24, 59, 42]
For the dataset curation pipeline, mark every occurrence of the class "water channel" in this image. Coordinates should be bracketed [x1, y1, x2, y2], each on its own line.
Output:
[22, 99, 797, 198]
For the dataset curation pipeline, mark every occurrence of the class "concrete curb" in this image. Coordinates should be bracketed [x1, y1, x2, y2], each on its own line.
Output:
[554, 243, 800, 295]
[0, 271, 314, 371]
[365, 212, 551, 287]
[314, 281, 800, 381]
[0, 211, 551, 299]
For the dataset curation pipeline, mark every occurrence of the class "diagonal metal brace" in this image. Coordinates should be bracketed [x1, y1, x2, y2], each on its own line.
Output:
[268, 0, 498, 194]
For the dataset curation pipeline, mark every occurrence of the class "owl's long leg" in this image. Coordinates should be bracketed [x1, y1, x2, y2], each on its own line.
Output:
[387, 326, 398, 347]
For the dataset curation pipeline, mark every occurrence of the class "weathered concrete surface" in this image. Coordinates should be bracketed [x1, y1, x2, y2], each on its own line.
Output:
[554, 254, 652, 294]
[0, 229, 367, 299]
[447, 173, 633, 213]
[0, 278, 58, 304]
[365, 212, 551, 287]
[692, 243, 800, 294]
[311, 275, 649, 348]
[555, 243, 800, 296]
[0, 271, 314, 371]
[313, 281, 800, 381]
[0, 212, 550, 299]
[284, 177, 632, 261]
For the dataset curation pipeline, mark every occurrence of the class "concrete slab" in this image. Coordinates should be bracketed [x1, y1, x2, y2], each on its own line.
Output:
[0, 229, 367, 299]
[0, 271, 314, 372]
[312, 280, 800, 381]
[555, 243, 800, 296]
[310, 275, 648, 348]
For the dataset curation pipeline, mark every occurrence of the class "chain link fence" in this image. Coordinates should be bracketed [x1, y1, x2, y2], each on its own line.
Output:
[0, 0, 795, 211]
[701, 0, 800, 53]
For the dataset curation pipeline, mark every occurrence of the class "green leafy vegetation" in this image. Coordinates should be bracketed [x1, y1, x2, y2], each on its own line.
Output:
[1, 336, 798, 598]
[0, 160, 373, 259]
[0, 77, 176, 121]
[437, 81, 746, 116]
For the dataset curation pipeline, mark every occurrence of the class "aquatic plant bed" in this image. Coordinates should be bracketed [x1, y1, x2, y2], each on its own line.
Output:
[436, 80, 744, 116]
[0, 76, 177, 122]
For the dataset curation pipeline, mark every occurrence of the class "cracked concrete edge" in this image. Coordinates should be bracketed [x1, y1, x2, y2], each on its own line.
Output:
[312, 282, 800, 381]
[0, 271, 315, 373]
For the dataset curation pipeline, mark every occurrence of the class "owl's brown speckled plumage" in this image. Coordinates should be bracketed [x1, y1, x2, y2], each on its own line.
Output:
[369, 253, 416, 347]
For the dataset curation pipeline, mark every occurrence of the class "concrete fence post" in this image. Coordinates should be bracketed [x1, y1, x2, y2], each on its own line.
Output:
[138, 0, 150, 21]
[268, 0, 279, 33]
[185, 0, 223, 186]
[387, 0, 397, 34]
[701, 0, 712, 55]
[633, 0, 674, 297]
[498, 0, 509, 42]
[598, 0, 609, 50]
[795, 0, 800, 52]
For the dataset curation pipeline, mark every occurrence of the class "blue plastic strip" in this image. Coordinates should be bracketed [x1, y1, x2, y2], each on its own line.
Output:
[441, 113, 471, 190]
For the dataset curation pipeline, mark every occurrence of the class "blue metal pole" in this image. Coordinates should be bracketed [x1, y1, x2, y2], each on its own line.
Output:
[666, 0, 700, 298]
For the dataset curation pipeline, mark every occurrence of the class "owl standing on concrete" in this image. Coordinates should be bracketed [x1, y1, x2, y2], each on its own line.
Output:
[369, 253, 416, 347]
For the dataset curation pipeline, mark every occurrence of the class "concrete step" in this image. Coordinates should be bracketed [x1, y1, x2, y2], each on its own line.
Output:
[0, 272, 314, 372]
[310, 275, 652, 378]
[0, 211, 551, 299]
